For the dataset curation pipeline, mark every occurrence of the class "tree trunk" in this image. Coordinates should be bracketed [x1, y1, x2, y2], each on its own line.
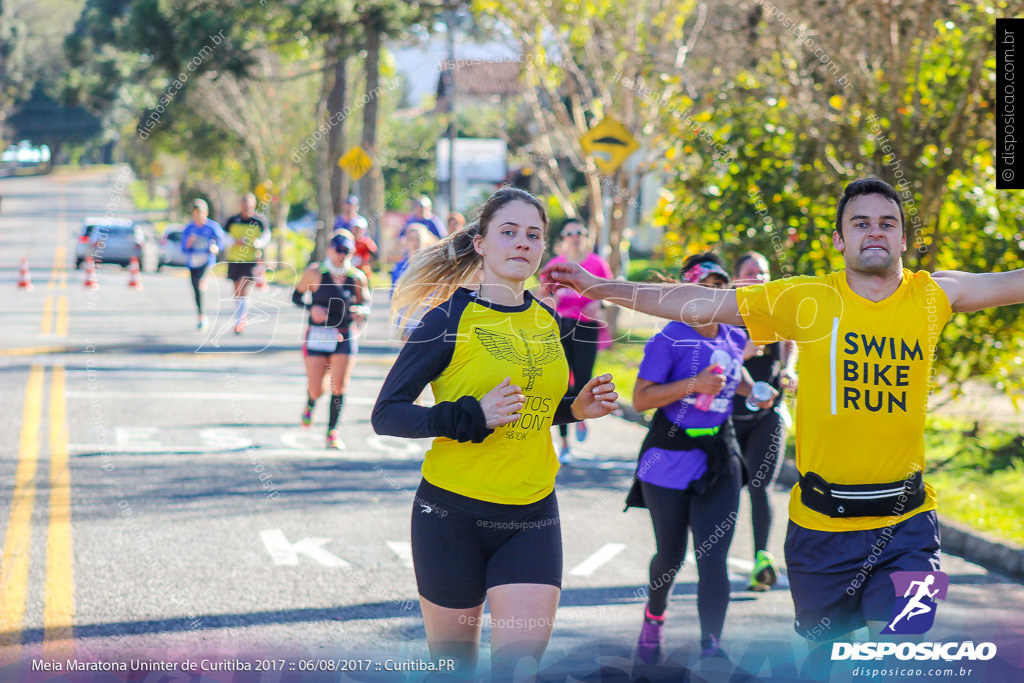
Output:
[607, 167, 627, 278]
[274, 196, 290, 275]
[327, 49, 348, 217]
[314, 46, 335, 262]
[361, 11, 385, 265]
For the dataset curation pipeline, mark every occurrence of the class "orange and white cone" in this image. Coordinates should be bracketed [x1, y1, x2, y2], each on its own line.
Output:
[127, 257, 143, 290]
[17, 258, 32, 290]
[84, 256, 99, 289]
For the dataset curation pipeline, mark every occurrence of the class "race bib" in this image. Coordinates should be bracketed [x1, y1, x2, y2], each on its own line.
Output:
[187, 251, 209, 269]
[307, 325, 339, 353]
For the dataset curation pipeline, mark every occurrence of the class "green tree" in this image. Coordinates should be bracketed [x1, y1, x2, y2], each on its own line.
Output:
[655, 0, 1023, 396]
[473, 0, 700, 280]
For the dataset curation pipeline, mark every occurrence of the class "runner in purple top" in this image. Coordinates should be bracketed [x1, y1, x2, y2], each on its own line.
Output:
[628, 252, 775, 665]
[636, 319, 747, 489]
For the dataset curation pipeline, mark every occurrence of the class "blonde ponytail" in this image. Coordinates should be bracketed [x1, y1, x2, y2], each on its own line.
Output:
[391, 186, 549, 328]
[391, 223, 482, 326]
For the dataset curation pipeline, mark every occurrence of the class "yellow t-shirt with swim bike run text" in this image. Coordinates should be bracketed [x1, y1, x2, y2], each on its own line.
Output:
[736, 269, 953, 532]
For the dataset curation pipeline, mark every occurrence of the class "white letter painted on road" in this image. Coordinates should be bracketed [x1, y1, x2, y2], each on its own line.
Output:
[259, 529, 349, 567]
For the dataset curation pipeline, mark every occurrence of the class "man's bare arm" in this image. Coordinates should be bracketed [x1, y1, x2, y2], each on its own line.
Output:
[541, 260, 743, 325]
[932, 269, 1024, 313]
[583, 280, 743, 325]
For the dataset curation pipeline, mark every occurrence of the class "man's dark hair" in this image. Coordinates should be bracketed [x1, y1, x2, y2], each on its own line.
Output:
[835, 178, 904, 237]
[679, 251, 725, 279]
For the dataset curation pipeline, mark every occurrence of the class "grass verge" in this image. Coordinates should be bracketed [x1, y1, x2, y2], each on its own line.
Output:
[925, 416, 1024, 546]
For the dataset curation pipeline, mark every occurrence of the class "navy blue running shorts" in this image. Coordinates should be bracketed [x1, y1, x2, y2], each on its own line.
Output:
[784, 510, 941, 640]
[411, 479, 562, 609]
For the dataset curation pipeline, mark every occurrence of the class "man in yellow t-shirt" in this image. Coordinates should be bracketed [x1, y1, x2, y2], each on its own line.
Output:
[541, 178, 1024, 647]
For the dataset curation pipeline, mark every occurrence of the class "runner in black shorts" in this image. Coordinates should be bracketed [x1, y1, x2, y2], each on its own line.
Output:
[292, 230, 368, 448]
[372, 187, 619, 682]
[224, 193, 270, 334]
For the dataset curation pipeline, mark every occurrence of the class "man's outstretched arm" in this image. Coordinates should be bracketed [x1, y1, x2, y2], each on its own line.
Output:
[540, 261, 743, 325]
[932, 269, 1024, 313]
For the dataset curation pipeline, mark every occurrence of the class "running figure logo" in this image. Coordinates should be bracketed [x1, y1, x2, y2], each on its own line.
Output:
[882, 571, 949, 635]
[474, 328, 562, 391]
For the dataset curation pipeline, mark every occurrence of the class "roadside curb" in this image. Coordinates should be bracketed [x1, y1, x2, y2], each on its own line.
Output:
[937, 516, 1024, 580]
[615, 407, 1024, 582]
[775, 461, 1024, 581]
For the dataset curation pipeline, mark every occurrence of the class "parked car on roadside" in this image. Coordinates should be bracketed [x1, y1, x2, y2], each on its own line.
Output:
[286, 211, 320, 235]
[75, 217, 155, 269]
[157, 226, 189, 270]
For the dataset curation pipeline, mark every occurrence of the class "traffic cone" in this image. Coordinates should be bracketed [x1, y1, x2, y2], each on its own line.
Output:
[84, 256, 99, 289]
[127, 257, 143, 290]
[17, 258, 32, 290]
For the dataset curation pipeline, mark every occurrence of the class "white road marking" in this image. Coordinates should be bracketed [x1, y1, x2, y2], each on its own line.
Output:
[199, 428, 253, 450]
[559, 458, 635, 471]
[65, 391, 375, 404]
[570, 543, 626, 576]
[67, 444, 232, 454]
[387, 541, 414, 567]
[114, 426, 162, 450]
[365, 436, 423, 456]
[281, 432, 332, 451]
[259, 529, 349, 567]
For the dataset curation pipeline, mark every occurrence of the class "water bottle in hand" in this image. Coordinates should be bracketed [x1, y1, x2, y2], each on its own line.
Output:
[746, 380, 775, 411]
[694, 349, 733, 411]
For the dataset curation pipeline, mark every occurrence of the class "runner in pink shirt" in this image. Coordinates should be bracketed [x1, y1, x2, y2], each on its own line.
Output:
[542, 220, 613, 462]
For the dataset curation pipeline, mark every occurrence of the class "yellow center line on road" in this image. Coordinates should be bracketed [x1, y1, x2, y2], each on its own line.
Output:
[43, 365, 73, 657]
[0, 364, 45, 649]
[55, 297, 68, 338]
[40, 296, 54, 335]
[57, 244, 67, 291]
[0, 346, 76, 358]
[48, 243, 67, 292]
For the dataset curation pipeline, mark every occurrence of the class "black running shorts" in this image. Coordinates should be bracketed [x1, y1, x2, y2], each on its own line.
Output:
[410, 479, 562, 609]
[227, 261, 257, 282]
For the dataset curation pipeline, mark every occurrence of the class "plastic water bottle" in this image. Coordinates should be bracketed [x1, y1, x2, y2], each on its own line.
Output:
[746, 380, 775, 412]
[694, 349, 733, 411]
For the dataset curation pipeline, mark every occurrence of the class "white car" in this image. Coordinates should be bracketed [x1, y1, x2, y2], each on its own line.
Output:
[157, 227, 189, 270]
[75, 217, 144, 269]
[286, 212, 320, 235]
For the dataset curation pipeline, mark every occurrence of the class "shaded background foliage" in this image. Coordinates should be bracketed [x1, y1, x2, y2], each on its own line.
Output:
[0, 0, 1018, 397]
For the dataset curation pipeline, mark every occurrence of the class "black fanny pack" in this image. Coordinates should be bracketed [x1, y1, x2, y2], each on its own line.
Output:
[799, 470, 925, 518]
[624, 411, 746, 510]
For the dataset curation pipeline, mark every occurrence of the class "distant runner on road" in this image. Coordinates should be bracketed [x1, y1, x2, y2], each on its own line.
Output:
[223, 192, 270, 335]
[292, 229, 369, 449]
[181, 198, 225, 330]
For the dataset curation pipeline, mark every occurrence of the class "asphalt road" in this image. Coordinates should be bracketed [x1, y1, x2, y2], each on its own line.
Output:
[0, 167, 1022, 682]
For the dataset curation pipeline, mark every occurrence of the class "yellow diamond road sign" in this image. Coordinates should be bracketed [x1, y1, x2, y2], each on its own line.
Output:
[339, 146, 373, 180]
[579, 116, 638, 175]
